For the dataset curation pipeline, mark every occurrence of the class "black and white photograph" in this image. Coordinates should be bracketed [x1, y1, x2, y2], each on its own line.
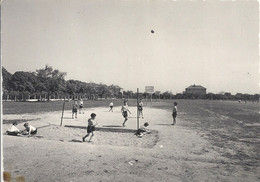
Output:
[1, 0, 259, 181]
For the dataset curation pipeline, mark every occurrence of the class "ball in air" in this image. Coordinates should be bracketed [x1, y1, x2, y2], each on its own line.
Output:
[151, 30, 154, 33]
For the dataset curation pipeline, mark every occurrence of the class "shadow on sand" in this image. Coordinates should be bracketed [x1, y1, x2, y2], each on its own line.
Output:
[155, 124, 173, 126]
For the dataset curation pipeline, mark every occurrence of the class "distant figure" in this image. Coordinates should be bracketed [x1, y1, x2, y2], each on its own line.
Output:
[172, 102, 178, 125]
[121, 101, 131, 126]
[82, 113, 98, 142]
[6, 122, 20, 136]
[78, 99, 84, 114]
[109, 101, 114, 112]
[23, 123, 37, 136]
[138, 99, 144, 119]
[135, 122, 150, 137]
[72, 102, 78, 119]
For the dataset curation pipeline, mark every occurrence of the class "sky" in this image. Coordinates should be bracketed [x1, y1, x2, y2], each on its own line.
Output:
[2, 0, 259, 94]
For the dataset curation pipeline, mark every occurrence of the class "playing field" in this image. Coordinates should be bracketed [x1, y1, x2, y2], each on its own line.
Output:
[2, 99, 260, 182]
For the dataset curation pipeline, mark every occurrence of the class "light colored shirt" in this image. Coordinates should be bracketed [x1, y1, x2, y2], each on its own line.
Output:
[173, 106, 178, 112]
[26, 125, 36, 134]
[121, 105, 128, 112]
[109, 102, 113, 106]
[8, 125, 20, 132]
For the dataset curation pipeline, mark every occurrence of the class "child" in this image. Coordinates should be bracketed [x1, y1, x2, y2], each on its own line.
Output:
[72, 102, 78, 119]
[6, 121, 20, 136]
[82, 113, 98, 142]
[135, 122, 150, 137]
[78, 99, 84, 114]
[109, 101, 114, 112]
[138, 99, 144, 119]
[23, 123, 37, 136]
[172, 102, 178, 125]
[121, 101, 131, 126]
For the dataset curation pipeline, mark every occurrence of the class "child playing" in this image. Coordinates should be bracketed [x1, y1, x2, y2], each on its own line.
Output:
[78, 99, 84, 114]
[135, 122, 150, 137]
[6, 121, 20, 136]
[121, 101, 131, 126]
[138, 99, 144, 119]
[72, 102, 78, 119]
[109, 101, 114, 112]
[172, 102, 178, 125]
[23, 123, 37, 136]
[82, 113, 98, 142]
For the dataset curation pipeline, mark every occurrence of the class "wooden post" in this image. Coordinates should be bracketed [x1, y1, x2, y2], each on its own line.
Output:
[137, 88, 139, 130]
[60, 97, 66, 126]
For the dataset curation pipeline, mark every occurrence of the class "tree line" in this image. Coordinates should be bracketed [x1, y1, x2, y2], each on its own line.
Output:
[2, 65, 123, 101]
[2, 65, 259, 102]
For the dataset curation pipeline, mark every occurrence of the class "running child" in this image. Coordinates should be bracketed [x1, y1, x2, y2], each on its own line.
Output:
[172, 102, 178, 125]
[121, 101, 131, 126]
[82, 113, 98, 142]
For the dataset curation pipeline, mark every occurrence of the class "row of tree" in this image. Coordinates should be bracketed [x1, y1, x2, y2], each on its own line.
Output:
[2, 65, 123, 100]
[2, 65, 259, 102]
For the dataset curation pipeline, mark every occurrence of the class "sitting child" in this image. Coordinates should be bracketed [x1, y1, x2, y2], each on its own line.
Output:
[23, 123, 37, 136]
[135, 122, 150, 137]
[6, 121, 20, 136]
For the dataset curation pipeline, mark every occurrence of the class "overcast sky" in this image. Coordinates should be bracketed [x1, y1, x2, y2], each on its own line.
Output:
[2, 0, 259, 94]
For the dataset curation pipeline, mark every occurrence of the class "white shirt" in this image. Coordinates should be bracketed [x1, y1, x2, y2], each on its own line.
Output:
[8, 125, 20, 132]
[109, 102, 113, 106]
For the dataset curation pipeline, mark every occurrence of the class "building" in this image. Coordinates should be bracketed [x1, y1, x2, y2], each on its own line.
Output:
[185, 84, 206, 95]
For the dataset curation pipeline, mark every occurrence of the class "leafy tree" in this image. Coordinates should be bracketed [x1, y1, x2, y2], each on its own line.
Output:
[2, 67, 12, 92]
[10, 71, 37, 93]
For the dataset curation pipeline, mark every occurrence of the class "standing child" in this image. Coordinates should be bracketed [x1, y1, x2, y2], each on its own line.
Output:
[121, 101, 131, 126]
[72, 101, 78, 119]
[172, 102, 178, 125]
[78, 99, 84, 114]
[82, 113, 98, 142]
[109, 101, 114, 112]
[138, 99, 144, 119]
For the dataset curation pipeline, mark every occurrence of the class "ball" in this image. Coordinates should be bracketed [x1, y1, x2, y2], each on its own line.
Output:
[151, 30, 154, 33]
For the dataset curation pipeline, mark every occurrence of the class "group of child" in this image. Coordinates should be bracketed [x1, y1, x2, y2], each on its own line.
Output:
[72, 99, 84, 119]
[6, 122, 37, 137]
[6, 99, 178, 143]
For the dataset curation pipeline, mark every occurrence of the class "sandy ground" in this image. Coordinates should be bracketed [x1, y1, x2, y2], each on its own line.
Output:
[3, 106, 259, 182]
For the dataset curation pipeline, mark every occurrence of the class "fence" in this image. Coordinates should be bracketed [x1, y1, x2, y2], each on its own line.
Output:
[2, 93, 100, 102]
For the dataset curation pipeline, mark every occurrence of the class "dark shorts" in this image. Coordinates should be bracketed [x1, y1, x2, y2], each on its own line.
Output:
[172, 112, 177, 118]
[6, 131, 19, 136]
[138, 107, 143, 111]
[72, 109, 77, 113]
[123, 111, 128, 118]
[110, 106, 113, 109]
[31, 129, 37, 134]
[79, 105, 83, 109]
[87, 125, 95, 133]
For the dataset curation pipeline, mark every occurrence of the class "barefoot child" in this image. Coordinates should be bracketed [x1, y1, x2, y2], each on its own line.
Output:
[172, 102, 178, 125]
[121, 101, 131, 126]
[82, 113, 98, 142]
